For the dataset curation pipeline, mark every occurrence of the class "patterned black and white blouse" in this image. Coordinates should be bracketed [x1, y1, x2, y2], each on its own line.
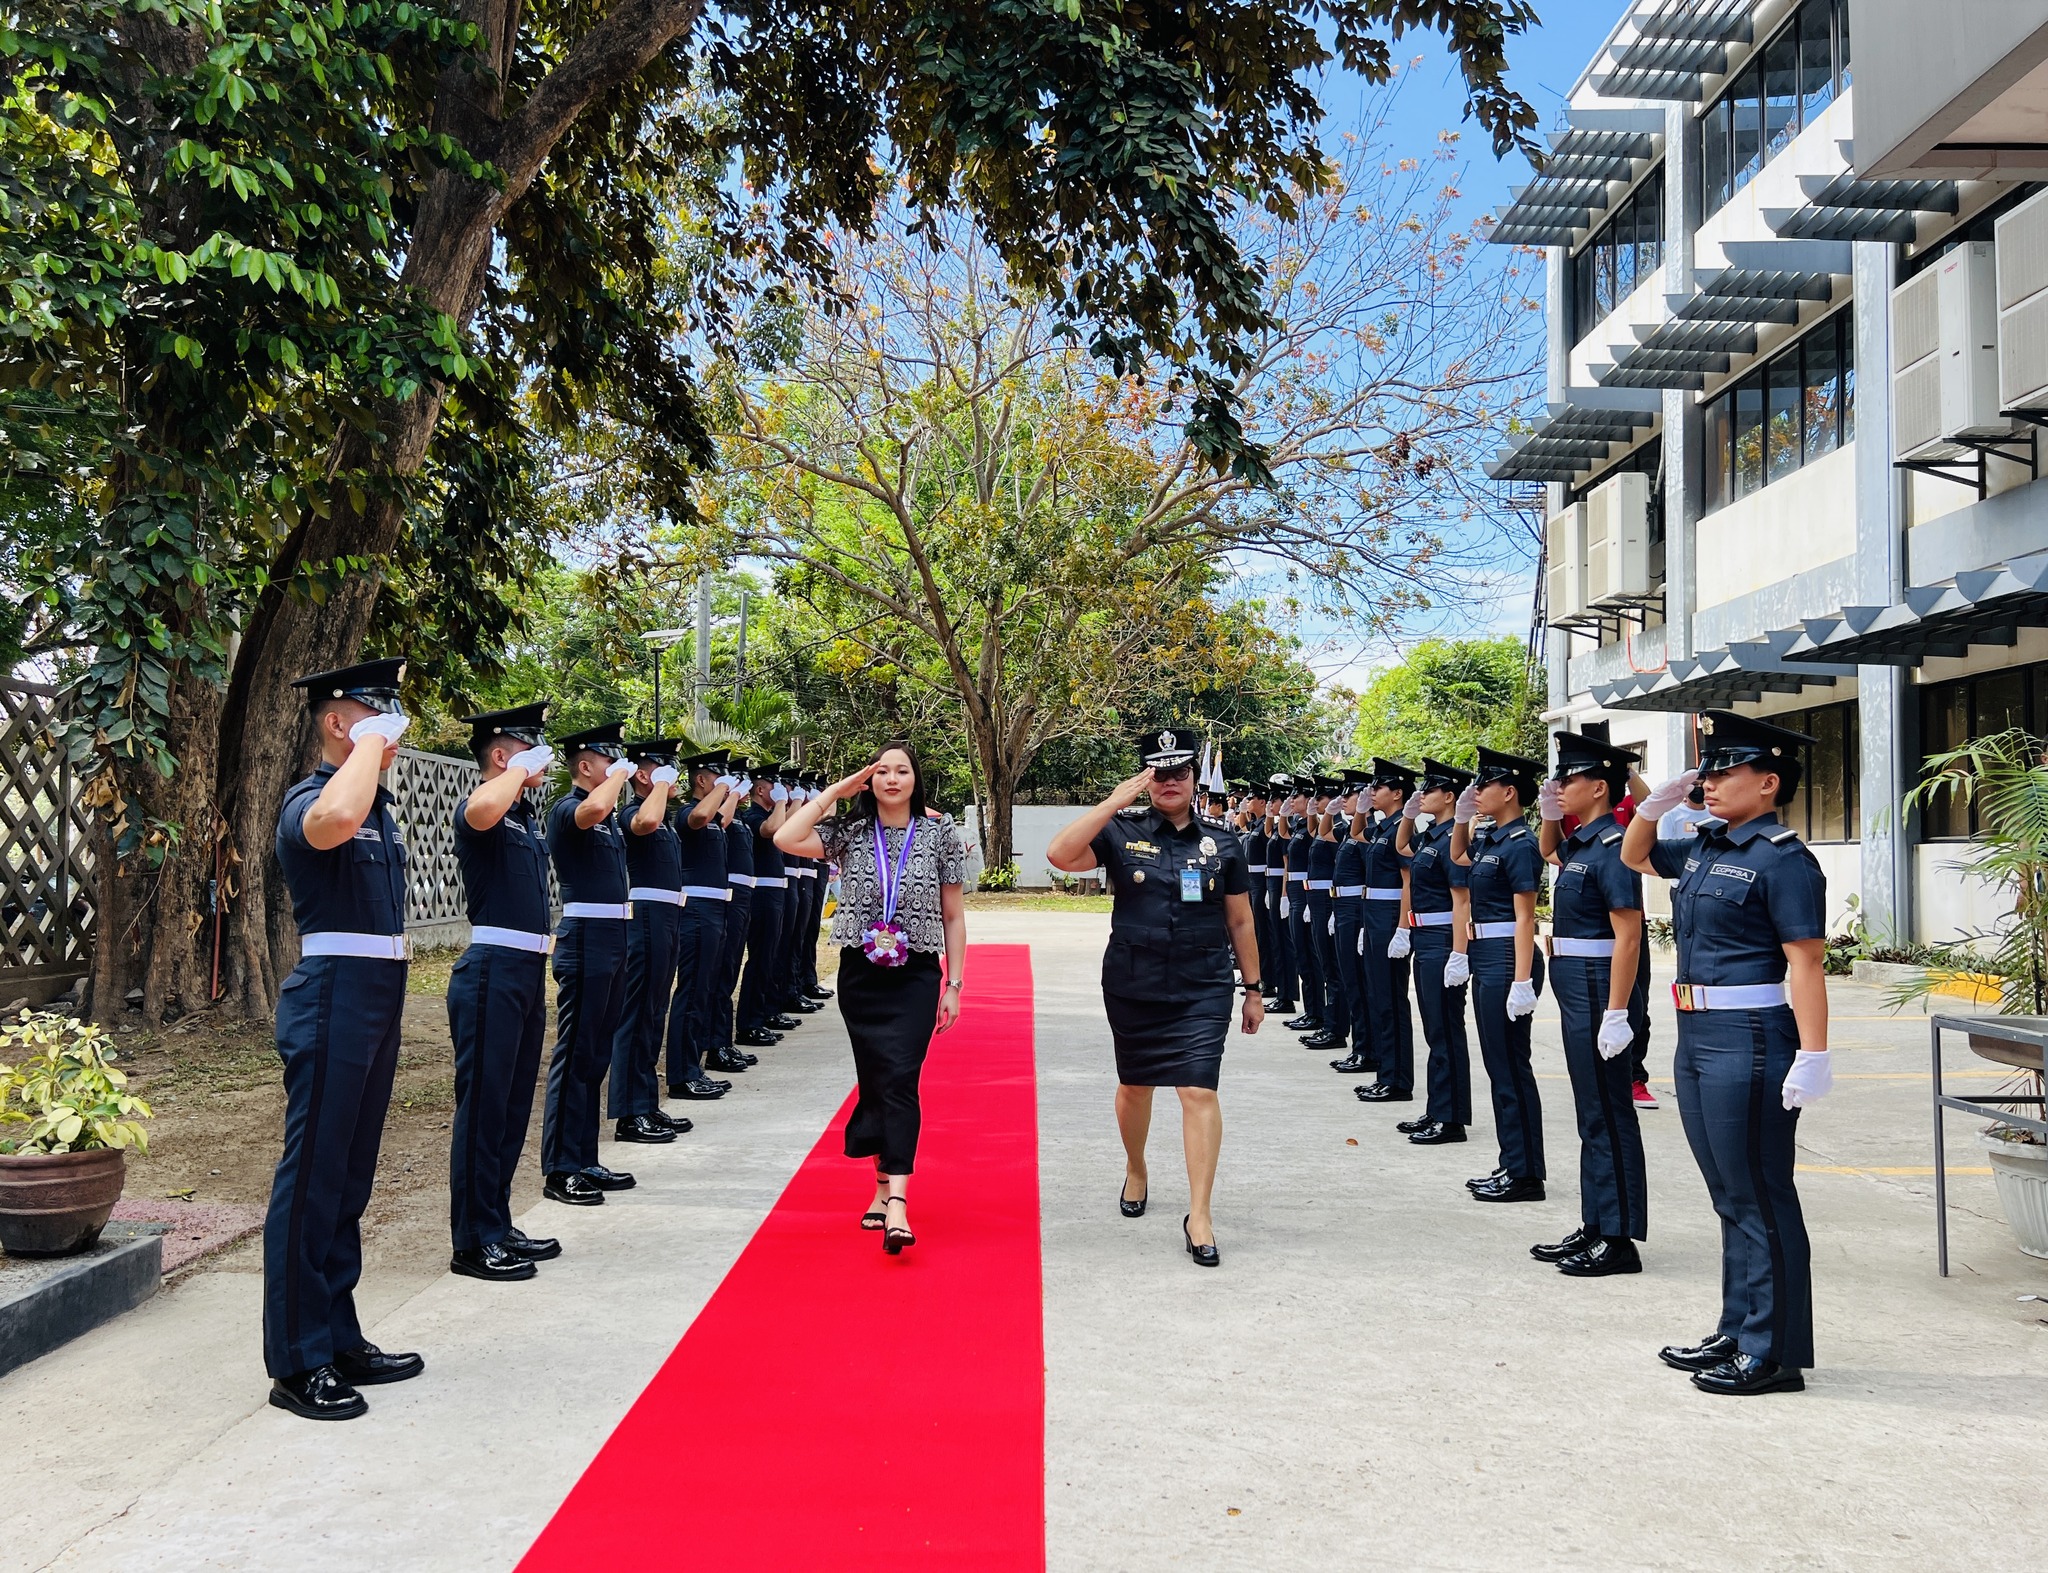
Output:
[818, 812, 966, 953]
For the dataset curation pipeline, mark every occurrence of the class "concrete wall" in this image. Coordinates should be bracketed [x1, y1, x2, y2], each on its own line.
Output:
[960, 805, 1102, 889]
[1848, 0, 2048, 177]
[1906, 471, 2048, 585]
[1692, 446, 1858, 612]
[1916, 841, 2013, 948]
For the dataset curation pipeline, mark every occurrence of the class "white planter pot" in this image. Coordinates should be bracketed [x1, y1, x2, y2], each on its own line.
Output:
[1980, 1130, 2048, 1260]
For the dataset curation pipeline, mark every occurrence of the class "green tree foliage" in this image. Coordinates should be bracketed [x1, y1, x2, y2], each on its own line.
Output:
[1349, 635, 1541, 765]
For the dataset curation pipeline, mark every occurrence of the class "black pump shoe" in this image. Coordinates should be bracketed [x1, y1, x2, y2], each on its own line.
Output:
[269, 1365, 367, 1421]
[504, 1227, 561, 1262]
[544, 1170, 603, 1206]
[1658, 1333, 1739, 1373]
[1691, 1353, 1804, 1396]
[1182, 1214, 1220, 1268]
[452, 1242, 537, 1282]
[1557, 1237, 1642, 1277]
[1119, 1180, 1148, 1219]
[1408, 1121, 1466, 1144]
[334, 1343, 423, 1385]
[1531, 1225, 1595, 1264]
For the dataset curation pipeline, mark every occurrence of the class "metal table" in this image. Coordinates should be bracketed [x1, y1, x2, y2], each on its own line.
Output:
[1931, 1013, 2048, 1275]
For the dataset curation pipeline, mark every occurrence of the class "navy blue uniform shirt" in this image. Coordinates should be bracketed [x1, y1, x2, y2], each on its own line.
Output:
[1286, 825, 1313, 878]
[622, 798, 683, 891]
[1466, 819, 1544, 924]
[723, 810, 755, 881]
[1405, 819, 1467, 915]
[452, 792, 551, 933]
[677, 798, 728, 889]
[1308, 835, 1339, 882]
[1091, 807, 1249, 1002]
[1552, 813, 1642, 940]
[1334, 835, 1368, 890]
[276, 764, 407, 935]
[1648, 812, 1825, 986]
[742, 802, 785, 880]
[1246, 828, 1269, 873]
[547, 788, 628, 906]
[1362, 812, 1405, 889]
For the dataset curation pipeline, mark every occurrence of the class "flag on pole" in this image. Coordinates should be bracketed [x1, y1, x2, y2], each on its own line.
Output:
[1210, 742, 1226, 793]
[1198, 738, 1213, 788]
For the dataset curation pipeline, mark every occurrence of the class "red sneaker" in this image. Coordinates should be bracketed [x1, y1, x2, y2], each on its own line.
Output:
[1633, 1081, 1660, 1109]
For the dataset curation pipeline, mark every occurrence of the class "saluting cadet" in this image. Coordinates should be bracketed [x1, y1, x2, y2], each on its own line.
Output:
[665, 751, 737, 1099]
[779, 775, 823, 1017]
[446, 703, 560, 1285]
[710, 759, 759, 1068]
[1328, 771, 1372, 1073]
[1242, 784, 1275, 996]
[1391, 758, 1474, 1141]
[1534, 732, 1648, 1276]
[1301, 776, 1349, 1053]
[1451, 747, 1548, 1203]
[1262, 774, 1297, 1013]
[795, 772, 835, 1008]
[609, 739, 688, 1146]
[540, 721, 637, 1207]
[1282, 778, 1322, 1034]
[1623, 711, 1833, 1396]
[735, 772, 797, 1046]
[1355, 758, 1418, 1102]
[264, 658, 422, 1421]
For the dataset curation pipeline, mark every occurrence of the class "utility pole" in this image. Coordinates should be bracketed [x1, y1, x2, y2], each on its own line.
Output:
[695, 573, 712, 730]
[734, 589, 751, 698]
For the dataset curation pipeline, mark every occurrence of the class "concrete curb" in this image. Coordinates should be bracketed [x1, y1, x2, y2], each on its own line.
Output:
[0, 1222, 164, 1379]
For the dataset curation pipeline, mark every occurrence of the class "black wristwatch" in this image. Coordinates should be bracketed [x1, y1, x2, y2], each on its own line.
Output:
[1240, 981, 1263, 994]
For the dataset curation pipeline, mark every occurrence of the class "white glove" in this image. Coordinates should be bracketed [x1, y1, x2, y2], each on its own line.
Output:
[1387, 929, 1412, 960]
[770, 782, 789, 802]
[716, 774, 737, 790]
[650, 764, 679, 787]
[1401, 790, 1425, 822]
[1443, 951, 1470, 988]
[605, 757, 633, 778]
[1781, 1049, 1834, 1110]
[507, 745, 553, 777]
[1327, 915, 1336, 935]
[1454, 784, 1479, 825]
[1638, 768, 1700, 819]
[1538, 778, 1564, 823]
[1357, 927, 1365, 955]
[349, 712, 409, 747]
[1507, 978, 1538, 1019]
[1279, 897, 1290, 920]
[1597, 1008, 1633, 1060]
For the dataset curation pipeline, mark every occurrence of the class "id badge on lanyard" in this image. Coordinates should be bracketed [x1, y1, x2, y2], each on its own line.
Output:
[1180, 866, 1203, 903]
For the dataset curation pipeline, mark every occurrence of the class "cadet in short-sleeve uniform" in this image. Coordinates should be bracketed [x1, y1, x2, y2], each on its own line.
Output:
[1357, 759, 1418, 1098]
[1282, 789, 1320, 1027]
[1302, 779, 1349, 1052]
[1244, 805, 1274, 999]
[612, 740, 688, 1134]
[1329, 785, 1371, 1072]
[1402, 759, 1473, 1134]
[735, 783, 790, 1042]
[1465, 805, 1547, 1186]
[1648, 802, 1825, 1370]
[1262, 776, 1296, 1011]
[665, 751, 733, 1094]
[711, 768, 758, 1066]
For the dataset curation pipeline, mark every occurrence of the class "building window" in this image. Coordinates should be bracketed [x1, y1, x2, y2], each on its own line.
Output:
[1702, 308, 1854, 513]
[1700, 0, 1852, 219]
[1917, 660, 2048, 839]
[1776, 701, 1859, 843]
[1570, 168, 1665, 343]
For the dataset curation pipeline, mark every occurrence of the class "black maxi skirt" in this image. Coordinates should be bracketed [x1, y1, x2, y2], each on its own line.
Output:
[1105, 988, 1230, 1091]
[838, 946, 943, 1174]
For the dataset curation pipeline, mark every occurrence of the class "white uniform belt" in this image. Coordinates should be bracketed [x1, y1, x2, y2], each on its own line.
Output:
[1306, 879, 1332, 891]
[1287, 872, 1307, 883]
[1333, 884, 1365, 897]
[562, 901, 632, 920]
[469, 926, 554, 955]
[1410, 911, 1455, 927]
[788, 867, 817, 878]
[628, 886, 684, 906]
[1470, 920, 1519, 940]
[755, 876, 789, 888]
[301, 932, 412, 961]
[1247, 864, 1268, 874]
[1366, 887, 1403, 901]
[728, 874, 758, 888]
[683, 884, 731, 901]
[1673, 982, 1790, 1011]
[1553, 936, 1616, 958]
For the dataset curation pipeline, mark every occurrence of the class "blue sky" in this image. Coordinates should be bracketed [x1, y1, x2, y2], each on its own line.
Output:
[1293, 1, 1631, 691]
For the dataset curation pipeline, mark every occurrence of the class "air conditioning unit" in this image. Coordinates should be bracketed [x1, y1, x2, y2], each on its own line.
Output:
[1546, 502, 1588, 624]
[1892, 241, 2013, 461]
[1997, 188, 2048, 411]
[1585, 471, 1651, 606]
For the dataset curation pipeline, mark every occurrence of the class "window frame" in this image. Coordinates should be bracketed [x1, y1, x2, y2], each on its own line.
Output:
[1700, 306, 1853, 515]
[1917, 661, 2048, 841]
[1698, 0, 1852, 224]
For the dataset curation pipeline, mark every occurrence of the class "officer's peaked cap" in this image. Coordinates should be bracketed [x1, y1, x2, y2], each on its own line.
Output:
[461, 701, 548, 751]
[626, 737, 684, 765]
[1371, 757, 1419, 790]
[293, 658, 405, 713]
[1419, 757, 1475, 793]
[1696, 710, 1806, 774]
[1552, 729, 1640, 784]
[1139, 727, 1199, 769]
[1474, 745, 1544, 799]
[557, 720, 627, 757]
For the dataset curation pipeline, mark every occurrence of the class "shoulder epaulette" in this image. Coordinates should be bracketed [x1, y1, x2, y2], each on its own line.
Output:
[1767, 826, 1800, 845]
[1116, 805, 1149, 818]
[1599, 829, 1623, 845]
[1503, 824, 1530, 840]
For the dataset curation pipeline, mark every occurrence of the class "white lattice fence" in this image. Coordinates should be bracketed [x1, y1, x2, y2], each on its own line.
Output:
[386, 748, 559, 936]
[0, 684, 93, 979]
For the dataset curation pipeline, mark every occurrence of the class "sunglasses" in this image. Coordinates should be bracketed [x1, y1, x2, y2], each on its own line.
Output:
[1150, 764, 1195, 783]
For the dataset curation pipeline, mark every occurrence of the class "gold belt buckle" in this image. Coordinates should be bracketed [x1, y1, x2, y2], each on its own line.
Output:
[401, 935, 417, 963]
[1672, 983, 1697, 1012]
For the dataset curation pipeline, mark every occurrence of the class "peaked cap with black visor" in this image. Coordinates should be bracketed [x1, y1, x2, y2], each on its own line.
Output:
[461, 701, 547, 755]
[292, 658, 405, 714]
[1552, 730, 1639, 797]
[1474, 745, 1544, 804]
[1695, 709, 1805, 797]
[1138, 727, 1199, 772]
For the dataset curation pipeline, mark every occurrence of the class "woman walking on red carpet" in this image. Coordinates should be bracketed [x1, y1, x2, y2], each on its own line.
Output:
[777, 744, 966, 1254]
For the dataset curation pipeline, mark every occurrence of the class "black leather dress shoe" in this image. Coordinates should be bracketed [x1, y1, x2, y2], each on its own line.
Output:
[1531, 1225, 1594, 1263]
[334, 1343, 424, 1385]
[582, 1164, 637, 1191]
[452, 1242, 538, 1282]
[1268, 997, 1296, 1014]
[504, 1227, 561, 1261]
[1558, 1236, 1642, 1277]
[1327, 1050, 1371, 1071]
[806, 987, 835, 1001]
[735, 1047, 760, 1064]
[670, 1079, 728, 1100]
[1466, 1167, 1508, 1191]
[614, 1114, 677, 1144]
[1471, 1176, 1546, 1203]
[1396, 1115, 1433, 1134]
[1303, 1033, 1344, 1053]
[1691, 1353, 1804, 1395]
[269, 1365, 367, 1421]
[737, 1027, 780, 1047]
[1283, 1014, 1321, 1032]
[707, 1047, 751, 1073]
[1658, 1333, 1739, 1373]
[653, 1110, 695, 1134]
[544, 1170, 604, 1205]
[1408, 1121, 1466, 1144]
[1355, 1083, 1414, 1102]
[787, 999, 824, 1014]
[766, 1014, 801, 1031]
[1183, 1214, 1220, 1267]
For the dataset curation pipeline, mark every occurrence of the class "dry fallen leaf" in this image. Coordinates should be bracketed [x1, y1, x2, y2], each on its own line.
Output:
[1226, 1508, 1242, 1517]
[1345, 1138, 1358, 1146]
[166, 1187, 196, 1200]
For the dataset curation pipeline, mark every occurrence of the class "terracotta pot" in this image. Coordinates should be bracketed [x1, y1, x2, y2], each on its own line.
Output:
[0, 1148, 127, 1257]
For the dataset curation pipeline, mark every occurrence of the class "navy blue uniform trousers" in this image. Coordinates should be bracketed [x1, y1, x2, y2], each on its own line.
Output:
[541, 917, 627, 1175]
[1360, 903, 1415, 1092]
[1307, 888, 1347, 1042]
[776, 877, 808, 1009]
[1293, 893, 1324, 1021]
[1331, 896, 1367, 1050]
[610, 903, 679, 1118]
[736, 885, 786, 1033]
[1411, 929, 1472, 1126]
[664, 901, 726, 1089]
[712, 887, 755, 1051]
[1550, 955, 1648, 1240]
[1266, 882, 1294, 1004]
[1675, 1007, 1813, 1366]
[1470, 937, 1544, 1180]
[1250, 884, 1275, 992]
[263, 956, 406, 1378]
[1628, 944, 1652, 1084]
[446, 946, 547, 1252]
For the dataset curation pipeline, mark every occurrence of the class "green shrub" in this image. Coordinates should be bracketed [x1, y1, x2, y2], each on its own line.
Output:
[977, 860, 1020, 892]
[0, 1012, 153, 1154]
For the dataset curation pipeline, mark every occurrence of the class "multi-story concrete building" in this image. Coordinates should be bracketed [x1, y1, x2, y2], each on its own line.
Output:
[1491, 0, 2048, 943]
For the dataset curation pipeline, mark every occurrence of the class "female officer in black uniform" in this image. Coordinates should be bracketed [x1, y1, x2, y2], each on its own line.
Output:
[1535, 731, 1647, 1276]
[1450, 747, 1547, 1203]
[1392, 758, 1473, 1142]
[1048, 728, 1264, 1267]
[1623, 710, 1833, 1396]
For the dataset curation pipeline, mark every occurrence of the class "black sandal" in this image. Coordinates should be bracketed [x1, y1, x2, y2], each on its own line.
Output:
[882, 1196, 915, 1256]
[860, 1202, 889, 1230]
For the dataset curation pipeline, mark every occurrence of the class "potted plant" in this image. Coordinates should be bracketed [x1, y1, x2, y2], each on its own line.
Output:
[1902, 728, 2048, 1256]
[0, 1011, 153, 1257]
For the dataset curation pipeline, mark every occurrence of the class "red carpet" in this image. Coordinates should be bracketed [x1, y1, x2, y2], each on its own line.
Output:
[519, 944, 1043, 1571]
